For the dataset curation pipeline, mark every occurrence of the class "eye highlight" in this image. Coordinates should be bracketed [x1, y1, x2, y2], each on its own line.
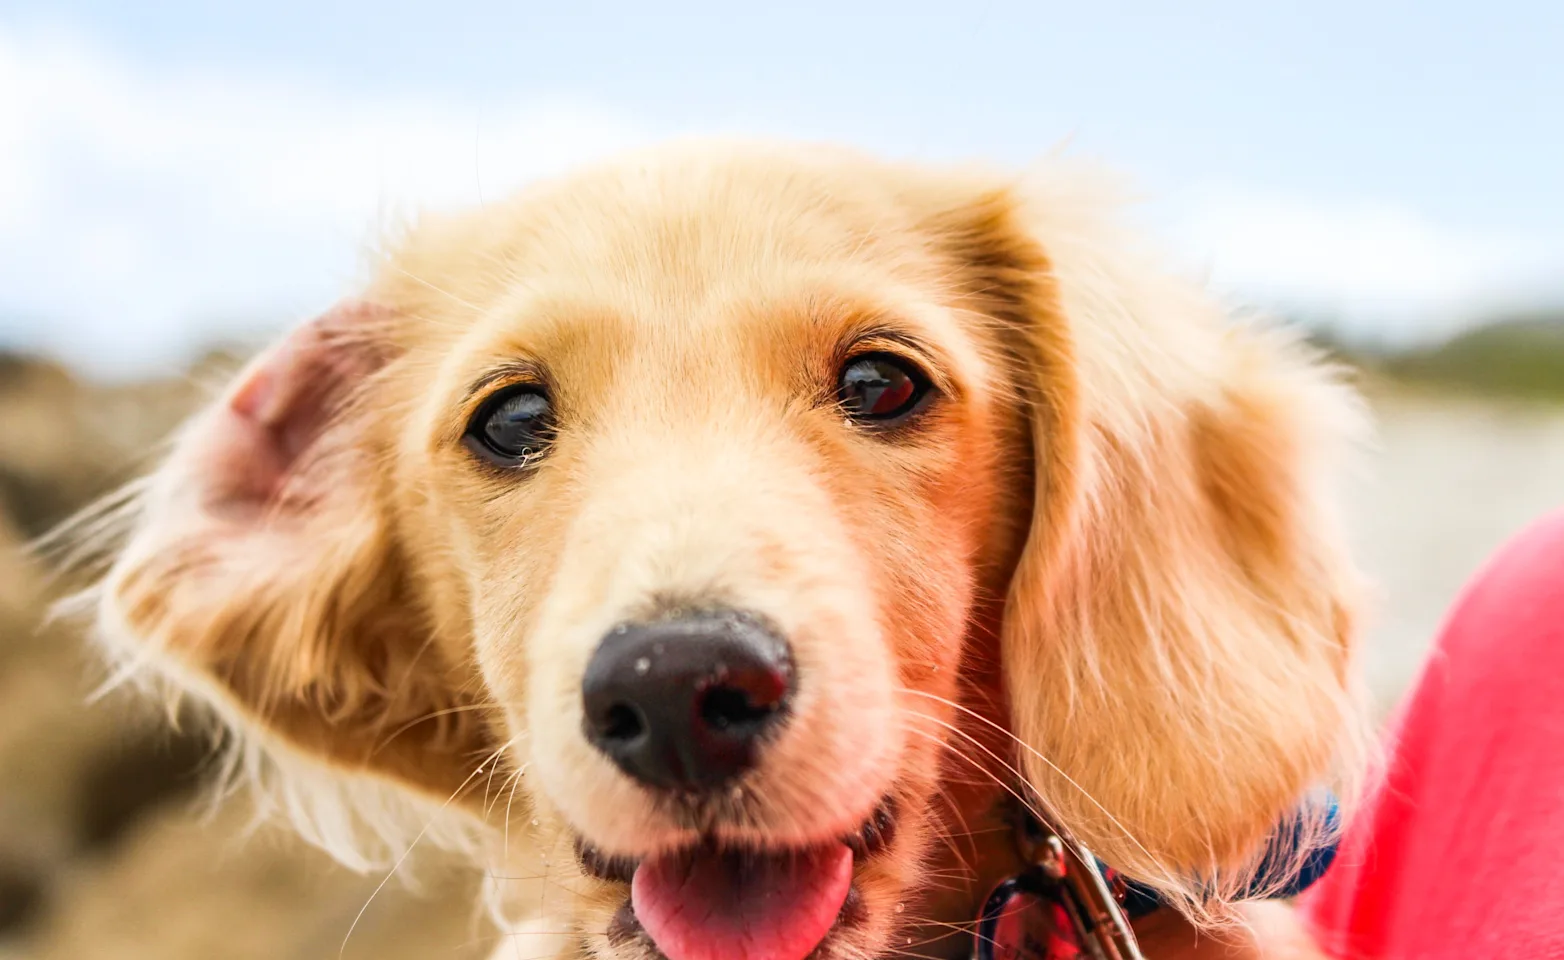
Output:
[465, 385, 554, 466]
[837, 353, 931, 425]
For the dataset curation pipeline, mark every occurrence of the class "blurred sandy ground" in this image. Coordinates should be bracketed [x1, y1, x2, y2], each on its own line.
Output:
[1347, 384, 1564, 709]
[0, 356, 1559, 959]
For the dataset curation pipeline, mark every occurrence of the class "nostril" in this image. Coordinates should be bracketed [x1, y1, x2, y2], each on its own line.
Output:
[581, 608, 796, 791]
[601, 703, 646, 742]
[699, 684, 781, 735]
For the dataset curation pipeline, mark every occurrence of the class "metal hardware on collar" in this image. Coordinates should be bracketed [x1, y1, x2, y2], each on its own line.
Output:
[972, 808, 1145, 960]
[1035, 834, 1067, 880]
[972, 790, 1342, 959]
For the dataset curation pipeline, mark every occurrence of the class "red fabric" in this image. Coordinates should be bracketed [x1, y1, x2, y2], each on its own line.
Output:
[1299, 510, 1564, 959]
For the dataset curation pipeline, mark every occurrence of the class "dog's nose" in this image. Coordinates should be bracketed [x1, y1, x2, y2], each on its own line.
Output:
[581, 609, 795, 791]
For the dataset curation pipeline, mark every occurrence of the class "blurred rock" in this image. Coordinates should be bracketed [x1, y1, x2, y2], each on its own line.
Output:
[0, 857, 45, 939]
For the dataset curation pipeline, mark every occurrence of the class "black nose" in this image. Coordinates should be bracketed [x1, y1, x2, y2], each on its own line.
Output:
[581, 609, 795, 791]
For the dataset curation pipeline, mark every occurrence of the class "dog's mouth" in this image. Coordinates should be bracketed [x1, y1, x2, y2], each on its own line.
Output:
[580, 800, 897, 960]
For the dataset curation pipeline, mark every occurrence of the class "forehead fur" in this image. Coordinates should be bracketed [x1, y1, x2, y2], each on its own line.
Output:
[366, 141, 981, 328]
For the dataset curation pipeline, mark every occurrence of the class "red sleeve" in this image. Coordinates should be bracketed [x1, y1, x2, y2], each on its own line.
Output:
[1299, 509, 1564, 959]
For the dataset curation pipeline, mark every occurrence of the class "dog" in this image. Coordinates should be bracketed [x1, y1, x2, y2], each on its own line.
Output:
[76, 140, 1369, 960]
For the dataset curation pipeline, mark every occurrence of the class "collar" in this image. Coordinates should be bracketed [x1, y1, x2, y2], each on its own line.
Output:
[970, 793, 1340, 960]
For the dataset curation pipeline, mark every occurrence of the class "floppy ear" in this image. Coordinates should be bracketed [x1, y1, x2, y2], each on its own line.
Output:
[92, 303, 493, 828]
[936, 170, 1368, 916]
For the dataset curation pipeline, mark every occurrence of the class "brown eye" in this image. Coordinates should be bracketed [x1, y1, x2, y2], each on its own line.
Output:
[837, 353, 930, 423]
[465, 386, 553, 465]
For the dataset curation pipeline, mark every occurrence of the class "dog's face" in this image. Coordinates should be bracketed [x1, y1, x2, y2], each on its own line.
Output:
[93, 143, 1366, 960]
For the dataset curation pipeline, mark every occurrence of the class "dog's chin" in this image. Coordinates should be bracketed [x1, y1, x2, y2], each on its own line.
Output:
[576, 800, 898, 960]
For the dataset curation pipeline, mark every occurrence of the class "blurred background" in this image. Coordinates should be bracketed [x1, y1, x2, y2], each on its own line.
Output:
[0, 2, 1560, 957]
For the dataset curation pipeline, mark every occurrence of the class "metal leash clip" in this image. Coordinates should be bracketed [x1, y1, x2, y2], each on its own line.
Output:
[972, 809, 1145, 960]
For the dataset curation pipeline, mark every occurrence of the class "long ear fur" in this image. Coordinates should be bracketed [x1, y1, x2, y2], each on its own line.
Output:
[939, 165, 1370, 919]
[65, 303, 495, 870]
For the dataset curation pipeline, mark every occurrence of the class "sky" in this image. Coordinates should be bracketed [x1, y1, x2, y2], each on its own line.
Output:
[2, 1, 1561, 378]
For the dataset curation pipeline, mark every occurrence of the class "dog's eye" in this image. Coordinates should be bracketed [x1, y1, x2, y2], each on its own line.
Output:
[466, 386, 554, 465]
[837, 354, 929, 424]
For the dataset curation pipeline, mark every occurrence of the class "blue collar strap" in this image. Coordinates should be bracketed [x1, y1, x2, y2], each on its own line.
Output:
[1114, 793, 1341, 918]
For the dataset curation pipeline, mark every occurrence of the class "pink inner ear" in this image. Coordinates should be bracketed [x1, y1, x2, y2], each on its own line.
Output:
[200, 302, 392, 513]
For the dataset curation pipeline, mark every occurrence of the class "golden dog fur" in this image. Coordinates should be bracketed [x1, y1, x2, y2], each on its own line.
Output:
[74, 140, 1368, 959]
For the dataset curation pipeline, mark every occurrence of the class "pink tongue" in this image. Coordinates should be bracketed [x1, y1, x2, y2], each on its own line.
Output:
[631, 843, 853, 960]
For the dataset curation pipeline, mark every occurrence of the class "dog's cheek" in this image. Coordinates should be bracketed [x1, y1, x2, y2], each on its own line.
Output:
[470, 575, 635, 848]
[488, 801, 618, 958]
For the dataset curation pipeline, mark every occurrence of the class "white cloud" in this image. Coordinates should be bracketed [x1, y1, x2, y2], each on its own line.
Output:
[2, 23, 1559, 378]
[1162, 183, 1564, 343]
[0, 24, 648, 377]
